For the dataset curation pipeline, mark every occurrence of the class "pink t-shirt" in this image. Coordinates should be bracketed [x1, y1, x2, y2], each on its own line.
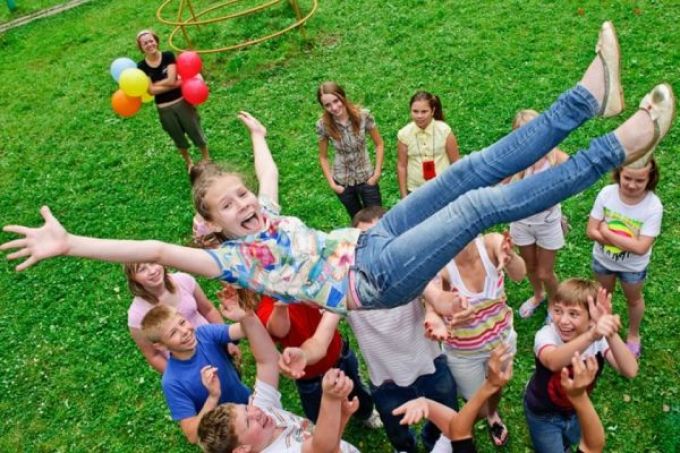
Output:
[127, 272, 209, 329]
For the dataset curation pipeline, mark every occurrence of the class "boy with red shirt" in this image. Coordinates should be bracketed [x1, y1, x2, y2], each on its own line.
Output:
[256, 296, 380, 426]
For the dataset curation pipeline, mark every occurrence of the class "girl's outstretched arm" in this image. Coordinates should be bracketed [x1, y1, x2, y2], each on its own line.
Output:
[238, 112, 279, 206]
[2, 206, 220, 277]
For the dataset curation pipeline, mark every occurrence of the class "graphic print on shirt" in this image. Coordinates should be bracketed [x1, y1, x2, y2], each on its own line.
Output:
[601, 207, 642, 259]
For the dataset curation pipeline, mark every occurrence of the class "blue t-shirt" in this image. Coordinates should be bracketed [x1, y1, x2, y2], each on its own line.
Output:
[162, 324, 250, 420]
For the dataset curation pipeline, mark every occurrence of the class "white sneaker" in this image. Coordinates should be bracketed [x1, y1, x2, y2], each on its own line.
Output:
[362, 409, 383, 429]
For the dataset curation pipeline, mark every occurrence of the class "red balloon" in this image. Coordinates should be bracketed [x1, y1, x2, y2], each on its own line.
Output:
[111, 89, 142, 117]
[182, 77, 209, 105]
[177, 51, 202, 79]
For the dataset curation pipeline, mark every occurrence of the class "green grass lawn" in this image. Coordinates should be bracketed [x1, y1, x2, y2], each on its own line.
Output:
[1, 0, 679, 451]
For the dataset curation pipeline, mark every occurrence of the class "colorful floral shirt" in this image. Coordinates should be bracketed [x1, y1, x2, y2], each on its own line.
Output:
[206, 197, 360, 313]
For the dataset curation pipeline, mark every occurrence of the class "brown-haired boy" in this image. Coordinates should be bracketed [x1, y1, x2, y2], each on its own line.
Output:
[141, 305, 249, 444]
[523, 278, 638, 452]
[197, 294, 359, 453]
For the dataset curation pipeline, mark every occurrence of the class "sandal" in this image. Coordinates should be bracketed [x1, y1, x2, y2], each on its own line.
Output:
[488, 418, 509, 447]
[626, 339, 642, 358]
[519, 296, 545, 319]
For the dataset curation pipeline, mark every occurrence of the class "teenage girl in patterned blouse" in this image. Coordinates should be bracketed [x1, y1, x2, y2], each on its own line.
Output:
[316, 81, 384, 219]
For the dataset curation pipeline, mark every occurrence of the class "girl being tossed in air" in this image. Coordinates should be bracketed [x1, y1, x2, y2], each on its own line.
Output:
[2, 23, 675, 321]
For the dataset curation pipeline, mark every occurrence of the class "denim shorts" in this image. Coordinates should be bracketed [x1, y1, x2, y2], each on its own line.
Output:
[592, 257, 647, 284]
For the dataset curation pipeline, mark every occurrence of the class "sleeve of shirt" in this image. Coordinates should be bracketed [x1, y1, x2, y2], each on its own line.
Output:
[197, 324, 232, 345]
[640, 197, 663, 237]
[173, 272, 197, 294]
[252, 379, 283, 410]
[259, 195, 281, 216]
[163, 379, 199, 421]
[127, 300, 145, 329]
[589, 186, 608, 220]
[534, 325, 559, 356]
[316, 119, 328, 140]
[397, 124, 409, 144]
[164, 51, 176, 64]
[363, 110, 376, 131]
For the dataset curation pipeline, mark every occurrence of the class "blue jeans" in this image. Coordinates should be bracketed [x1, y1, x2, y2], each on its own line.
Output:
[353, 85, 625, 309]
[370, 355, 458, 453]
[295, 340, 374, 423]
[524, 399, 580, 453]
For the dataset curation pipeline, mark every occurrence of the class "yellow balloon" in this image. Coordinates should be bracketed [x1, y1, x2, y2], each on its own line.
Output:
[141, 91, 154, 103]
[119, 68, 149, 97]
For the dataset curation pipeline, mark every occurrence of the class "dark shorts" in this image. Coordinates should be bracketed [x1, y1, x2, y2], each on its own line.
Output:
[592, 257, 647, 284]
[157, 99, 207, 149]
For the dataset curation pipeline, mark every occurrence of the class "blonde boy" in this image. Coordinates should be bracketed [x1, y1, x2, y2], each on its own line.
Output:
[523, 278, 638, 452]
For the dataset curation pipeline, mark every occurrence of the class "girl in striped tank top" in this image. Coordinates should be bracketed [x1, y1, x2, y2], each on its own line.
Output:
[440, 233, 526, 447]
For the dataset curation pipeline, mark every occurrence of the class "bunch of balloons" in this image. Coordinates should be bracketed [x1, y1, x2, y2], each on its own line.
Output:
[176, 51, 209, 106]
[109, 57, 152, 117]
[108, 52, 208, 117]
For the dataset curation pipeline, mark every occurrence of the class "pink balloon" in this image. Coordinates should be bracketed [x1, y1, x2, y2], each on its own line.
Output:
[182, 77, 209, 105]
[177, 51, 202, 79]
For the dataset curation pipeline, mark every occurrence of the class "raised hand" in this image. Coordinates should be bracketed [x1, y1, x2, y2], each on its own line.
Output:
[237, 111, 267, 137]
[279, 347, 307, 379]
[561, 352, 599, 399]
[392, 397, 429, 425]
[588, 287, 613, 322]
[443, 295, 475, 329]
[217, 286, 247, 321]
[2, 206, 70, 271]
[321, 368, 354, 400]
[495, 231, 514, 272]
[594, 314, 621, 339]
[341, 395, 360, 417]
[200, 365, 222, 398]
[486, 343, 514, 389]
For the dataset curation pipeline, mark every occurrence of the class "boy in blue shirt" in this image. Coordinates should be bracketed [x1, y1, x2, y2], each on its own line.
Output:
[141, 304, 250, 444]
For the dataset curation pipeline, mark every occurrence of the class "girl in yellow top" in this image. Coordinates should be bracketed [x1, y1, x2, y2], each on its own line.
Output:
[397, 91, 460, 197]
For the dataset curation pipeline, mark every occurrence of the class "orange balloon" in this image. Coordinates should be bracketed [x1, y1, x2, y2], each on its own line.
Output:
[111, 89, 141, 117]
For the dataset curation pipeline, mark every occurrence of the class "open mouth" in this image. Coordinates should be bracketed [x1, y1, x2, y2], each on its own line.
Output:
[241, 213, 259, 231]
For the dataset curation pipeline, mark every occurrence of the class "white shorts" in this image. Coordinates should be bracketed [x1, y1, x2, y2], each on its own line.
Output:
[443, 329, 517, 400]
[509, 218, 564, 250]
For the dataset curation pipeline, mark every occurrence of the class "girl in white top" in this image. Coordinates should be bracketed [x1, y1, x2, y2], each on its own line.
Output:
[397, 91, 460, 197]
[586, 156, 663, 357]
[507, 110, 570, 318]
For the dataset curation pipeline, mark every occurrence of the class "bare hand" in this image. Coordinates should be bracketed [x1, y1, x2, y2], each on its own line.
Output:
[322, 368, 354, 400]
[486, 343, 514, 389]
[443, 295, 475, 329]
[495, 231, 514, 272]
[200, 365, 221, 398]
[561, 352, 599, 399]
[332, 183, 345, 195]
[341, 395, 360, 417]
[594, 314, 621, 339]
[392, 397, 429, 425]
[366, 173, 381, 186]
[237, 111, 267, 137]
[587, 288, 613, 322]
[279, 347, 307, 379]
[217, 286, 247, 321]
[227, 342, 242, 363]
[2, 206, 70, 271]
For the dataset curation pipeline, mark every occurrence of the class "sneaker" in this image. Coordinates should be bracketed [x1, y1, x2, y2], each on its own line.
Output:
[626, 339, 642, 358]
[362, 409, 383, 429]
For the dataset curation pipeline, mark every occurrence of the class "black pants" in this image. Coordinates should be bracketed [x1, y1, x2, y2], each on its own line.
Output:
[336, 181, 383, 219]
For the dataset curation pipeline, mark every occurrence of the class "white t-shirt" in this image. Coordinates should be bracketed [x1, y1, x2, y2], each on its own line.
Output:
[590, 184, 662, 272]
[253, 380, 359, 453]
[347, 299, 441, 387]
